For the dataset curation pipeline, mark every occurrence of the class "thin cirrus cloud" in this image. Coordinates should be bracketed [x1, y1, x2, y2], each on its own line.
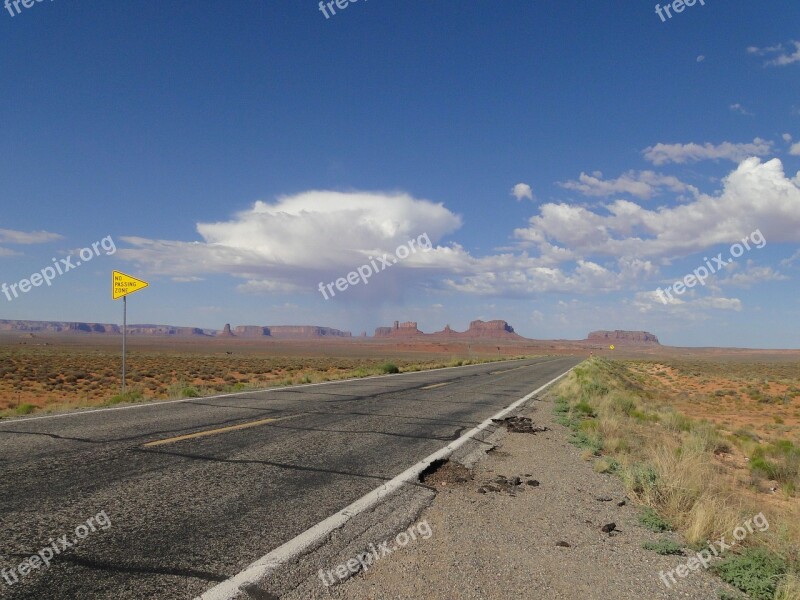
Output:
[642, 138, 773, 165]
[714, 263, 788, 288]
[0, 228, 63, 245]
[729, 103, 753, 116]
[633, 291, 743, 315]
[747, 40, 800, 66]
[0, 227, 63, 258]
[558, 170, 699, 200]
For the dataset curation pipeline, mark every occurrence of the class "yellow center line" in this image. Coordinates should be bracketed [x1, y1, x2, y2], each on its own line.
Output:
[143, 414, 300, 448]
[490, 366, 526, 375]
[420, 382, 452, 390]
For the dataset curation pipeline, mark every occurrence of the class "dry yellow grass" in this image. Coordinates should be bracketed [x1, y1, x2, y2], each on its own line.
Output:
[551, 357, 800, 599]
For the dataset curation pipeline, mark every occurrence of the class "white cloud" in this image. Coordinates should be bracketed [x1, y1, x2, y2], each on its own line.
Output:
[118, 161, 800, 304]
[0, 228, 63, 245]
[559, 170, 699, 200]
[633, 290, 742, 315]
[790, 142, 800, 156]
[515, 158, 800, 260]
[696, 55, 705, 63]
[0, 247, 21, 257]
[120, 190, 463, 299]
[781, 249, 800, 267]
[783, 133, 792, 142]
[730, 103, 753, 116]
[236, 280, 303, 294]
[747, 44, 785, 55]
[716, 263, 788, 288]
[511, 183, 534, 201]
[694, 297, 744, 311]
[748, 40, 800, 66]
[642, 138, 773, 165]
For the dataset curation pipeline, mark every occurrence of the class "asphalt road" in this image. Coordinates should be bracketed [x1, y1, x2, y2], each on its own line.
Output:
[0, 356, 580, 599]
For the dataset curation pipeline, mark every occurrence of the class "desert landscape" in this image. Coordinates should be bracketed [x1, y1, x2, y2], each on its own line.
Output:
[2, 319, 799, 598]
[2, 318, 798, 419]
[3, 3, 799, 598]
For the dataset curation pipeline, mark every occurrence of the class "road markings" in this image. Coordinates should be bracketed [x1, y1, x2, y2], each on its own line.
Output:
[490, 366, 527, 375]
[143, 414, 299, 447]
[195, 361, 578, 600]
[420, 382, 451, 389]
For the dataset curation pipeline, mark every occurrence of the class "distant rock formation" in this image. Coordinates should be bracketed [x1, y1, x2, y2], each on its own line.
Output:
[233, 326, 271, 337]
[0, 320, 219, 336]
[375, 319, 521, 340]
[127, 325, 208, 336]
[375, 320, 421, 337]
[0, 320, 121, 334]
[0, 319, 354, 339]
[466, 320, 517, 337]
[268, 326, 352, 338]
[587, 330, 660, 344]
[229, 325, 351, 338]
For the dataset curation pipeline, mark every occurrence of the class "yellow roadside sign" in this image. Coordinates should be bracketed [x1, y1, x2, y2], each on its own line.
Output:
[112, 271, 149, 300]
[609, 345, 615, 350]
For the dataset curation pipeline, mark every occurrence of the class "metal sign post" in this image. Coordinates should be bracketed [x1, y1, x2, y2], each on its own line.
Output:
[122, 296, 127, 391]
[112, 271, 149, 394]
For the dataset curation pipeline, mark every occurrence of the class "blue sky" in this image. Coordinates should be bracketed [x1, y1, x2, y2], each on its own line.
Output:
[1, 0, 799, 347]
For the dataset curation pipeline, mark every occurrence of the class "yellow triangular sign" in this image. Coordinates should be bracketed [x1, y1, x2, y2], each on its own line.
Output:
[112, 271, 149, 300]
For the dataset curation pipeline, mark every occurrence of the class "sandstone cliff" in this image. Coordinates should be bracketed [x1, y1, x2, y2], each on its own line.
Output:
[587, 330, 660, 344]
[230, 325, 351, 338]
[375, 319, 521, 340]
[233, 326, 271, 337]
[268, 326, 352, 338]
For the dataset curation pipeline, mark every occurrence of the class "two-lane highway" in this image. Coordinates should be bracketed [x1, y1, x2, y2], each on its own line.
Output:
[0, 356, 580, 599]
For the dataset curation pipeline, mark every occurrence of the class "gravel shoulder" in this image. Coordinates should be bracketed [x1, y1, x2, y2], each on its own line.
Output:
[309, 393, 740, 600]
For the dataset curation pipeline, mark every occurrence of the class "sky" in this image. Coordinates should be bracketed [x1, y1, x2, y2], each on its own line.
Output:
[0, 0, 799, 348]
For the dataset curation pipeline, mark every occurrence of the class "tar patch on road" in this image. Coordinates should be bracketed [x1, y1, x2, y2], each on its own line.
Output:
[477, 473, 540, 495]
[491, 415, 549, 434]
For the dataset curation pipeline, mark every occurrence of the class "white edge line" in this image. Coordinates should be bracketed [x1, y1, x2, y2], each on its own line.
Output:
[196, 363, 576, 600]
[1, 356, 556, 425]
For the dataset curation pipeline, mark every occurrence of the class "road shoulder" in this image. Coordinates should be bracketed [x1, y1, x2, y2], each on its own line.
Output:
[307, 393, 738, 600]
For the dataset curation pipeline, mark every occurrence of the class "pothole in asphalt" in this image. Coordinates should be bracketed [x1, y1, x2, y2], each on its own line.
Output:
[419, 459, 474, 487]
[491, 416, 549, 434]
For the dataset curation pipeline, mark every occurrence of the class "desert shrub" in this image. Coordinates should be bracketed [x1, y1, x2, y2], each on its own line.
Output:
[639, 507, 674, 532]
[107, 388, 144, 405]
[661, 410, 694, 433]
[712, 548, 787, 600]
[642, 538, 683, 555]
[749, 440, 800, 486]
[181, 386, 201, 398]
